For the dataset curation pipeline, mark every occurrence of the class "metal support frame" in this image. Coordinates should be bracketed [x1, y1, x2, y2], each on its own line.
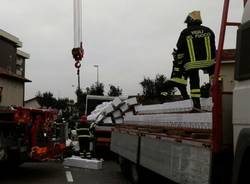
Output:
[212, 0, 246, 153]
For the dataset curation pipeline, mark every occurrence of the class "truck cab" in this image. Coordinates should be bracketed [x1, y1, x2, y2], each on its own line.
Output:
[232, 1, 250, 183]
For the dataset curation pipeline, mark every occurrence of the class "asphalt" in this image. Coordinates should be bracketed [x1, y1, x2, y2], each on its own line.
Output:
[0, 160, 130, 184]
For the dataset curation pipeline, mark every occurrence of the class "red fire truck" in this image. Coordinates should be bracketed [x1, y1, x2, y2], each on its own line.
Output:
[0, 106, 65, 166]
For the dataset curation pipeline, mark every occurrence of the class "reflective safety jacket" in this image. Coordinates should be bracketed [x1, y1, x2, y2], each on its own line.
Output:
[176, 24, 216, 71]
[76, 123, 91, 138]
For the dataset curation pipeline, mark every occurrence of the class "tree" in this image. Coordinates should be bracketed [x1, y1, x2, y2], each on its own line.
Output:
[108, 85, 123, 96]
[139, 74, 176, 104]
[75, 83, 105, 115]
[86, 83, 104, 96]
[36, 91, 57, 108]
[154, 74, 167, 96]
[56, 98, 70, 110]
[140, 77, 155, 97]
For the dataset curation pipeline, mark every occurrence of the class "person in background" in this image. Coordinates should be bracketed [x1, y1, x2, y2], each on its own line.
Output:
[76, 115, 92, 158]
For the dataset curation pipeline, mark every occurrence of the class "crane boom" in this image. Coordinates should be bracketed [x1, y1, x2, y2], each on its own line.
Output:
[72, 0, 84, 90]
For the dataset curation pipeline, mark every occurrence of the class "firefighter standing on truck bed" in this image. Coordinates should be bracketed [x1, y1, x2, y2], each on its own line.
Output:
[176, 11, 216, 111]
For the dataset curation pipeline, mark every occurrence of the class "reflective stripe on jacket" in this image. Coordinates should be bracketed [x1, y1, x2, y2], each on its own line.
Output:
[170, 56, 187, 85]
[76, 124, 91, 138]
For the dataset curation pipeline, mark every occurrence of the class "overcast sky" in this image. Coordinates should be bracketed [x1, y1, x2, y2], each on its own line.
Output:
[0, 0, 243, 101]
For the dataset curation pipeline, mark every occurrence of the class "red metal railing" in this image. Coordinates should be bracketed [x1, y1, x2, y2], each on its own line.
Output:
[212, 0, 246, 153]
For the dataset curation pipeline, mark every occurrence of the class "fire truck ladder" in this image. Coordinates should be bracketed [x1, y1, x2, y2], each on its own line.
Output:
[212, 0, 248, 153]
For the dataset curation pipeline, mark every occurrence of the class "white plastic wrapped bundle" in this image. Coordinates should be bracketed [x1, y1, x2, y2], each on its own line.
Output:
[112, 110, 122, 118]
[63, 156, 103, 170]
[124, 112, 212, 130]
[125, 97, 138, 106]
[87, 102, 112, 122]
[119, 103, 129, 113]
[87, 97, 137, 124]
[135, 100, 193, 114]
[200, 98, 213, 111]
[112, 97, 122, 108]
[114, 118, 124, 124]
[103, 117, 113, 124]
[135, 98, 213, 115]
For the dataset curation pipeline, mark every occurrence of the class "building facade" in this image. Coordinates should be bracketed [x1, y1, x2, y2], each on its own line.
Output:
[0, 29, 30, 106]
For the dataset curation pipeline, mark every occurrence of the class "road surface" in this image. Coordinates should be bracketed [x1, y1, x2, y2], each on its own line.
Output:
[0, 160, 130, 184]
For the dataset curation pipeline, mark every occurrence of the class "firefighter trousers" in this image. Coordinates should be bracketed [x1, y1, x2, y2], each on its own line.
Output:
[168, 80, 189, 100]
[186, 65, 214, 109]
[78, 137, 92, 158]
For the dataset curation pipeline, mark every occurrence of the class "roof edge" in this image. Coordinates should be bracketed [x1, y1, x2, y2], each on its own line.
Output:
[17, 49, 30, 59]
[0, 29, 22, 47]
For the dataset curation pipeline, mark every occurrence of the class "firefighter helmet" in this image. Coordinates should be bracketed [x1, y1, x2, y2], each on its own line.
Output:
[184, 11, 202, 24]
[80, 115, 88, 124]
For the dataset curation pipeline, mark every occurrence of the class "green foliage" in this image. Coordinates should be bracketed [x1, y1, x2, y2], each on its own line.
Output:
[36, 91, 57, 108]
[108, 85, 123, 96]
[140, 77, 155, 97]
[75, 88, 87, 115]
[56, 98, 70, 110]
[139, 74, 176, 104]
[86, 83, 104, 96]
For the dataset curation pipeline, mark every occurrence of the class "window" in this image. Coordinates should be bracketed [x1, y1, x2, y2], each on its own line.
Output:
[16, 57, 24, 76]
[235, 21, 250, 81]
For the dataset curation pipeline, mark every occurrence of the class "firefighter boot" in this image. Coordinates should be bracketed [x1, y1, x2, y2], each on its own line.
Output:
[192, 98, 202, 112]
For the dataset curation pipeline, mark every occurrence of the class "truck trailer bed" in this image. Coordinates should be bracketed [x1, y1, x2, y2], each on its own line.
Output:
[111, 126, 212, 184]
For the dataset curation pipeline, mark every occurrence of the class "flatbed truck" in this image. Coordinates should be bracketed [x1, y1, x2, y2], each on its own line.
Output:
[111, 1, 250, 183]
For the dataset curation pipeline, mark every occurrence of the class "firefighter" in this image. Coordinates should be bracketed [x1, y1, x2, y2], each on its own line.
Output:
[76, 115, 92, 158]
[164, 48, 189, 100]
[176, 11, 216, 111]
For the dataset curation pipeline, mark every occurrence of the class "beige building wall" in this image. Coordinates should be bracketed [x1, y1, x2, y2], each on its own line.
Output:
[0, 78, 24, 106]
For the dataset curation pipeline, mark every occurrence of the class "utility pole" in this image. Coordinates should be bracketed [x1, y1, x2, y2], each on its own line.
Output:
[93, 65, 99, 85]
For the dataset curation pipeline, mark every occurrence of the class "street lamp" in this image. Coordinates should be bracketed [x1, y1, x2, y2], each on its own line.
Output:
[93, 65, 99, 85]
